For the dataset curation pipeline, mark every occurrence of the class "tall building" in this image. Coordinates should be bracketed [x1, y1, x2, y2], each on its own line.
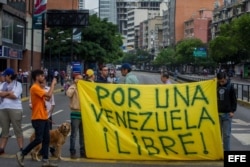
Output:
[184, 9, 213, 43]
[212, 0, 250, 39]
[127, 9, 160, 49]
[99, 0, 117, 24]
[116, 0, 162, 36]
[164, 0, 223, 45]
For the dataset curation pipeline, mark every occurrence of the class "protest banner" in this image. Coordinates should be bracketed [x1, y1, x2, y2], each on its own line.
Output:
[77, 79, 223, 160]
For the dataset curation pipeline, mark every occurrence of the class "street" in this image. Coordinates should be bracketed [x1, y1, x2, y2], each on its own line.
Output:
[0, 72, 249, 167]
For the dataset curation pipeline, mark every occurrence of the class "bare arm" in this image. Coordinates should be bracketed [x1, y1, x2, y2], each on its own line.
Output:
[45, 78, 57, 98]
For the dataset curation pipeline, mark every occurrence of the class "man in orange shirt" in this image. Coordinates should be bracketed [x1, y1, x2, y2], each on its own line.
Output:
[16, 69, 57, 167]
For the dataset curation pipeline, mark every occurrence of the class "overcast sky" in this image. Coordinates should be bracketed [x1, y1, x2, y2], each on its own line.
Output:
[85, 0, 99, 10]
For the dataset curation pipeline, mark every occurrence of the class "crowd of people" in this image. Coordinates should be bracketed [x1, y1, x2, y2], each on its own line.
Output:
[0, 64, 237, 166]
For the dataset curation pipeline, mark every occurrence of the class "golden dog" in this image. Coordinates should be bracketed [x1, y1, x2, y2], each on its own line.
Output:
[30, 122, 71, 161]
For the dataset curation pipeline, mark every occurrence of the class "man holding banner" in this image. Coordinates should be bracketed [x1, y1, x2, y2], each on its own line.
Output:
[66, 74, 86, 159]
[217, 72, 237, 151]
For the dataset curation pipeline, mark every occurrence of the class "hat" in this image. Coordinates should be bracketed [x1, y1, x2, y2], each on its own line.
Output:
[3, 68, 15, 76]
[86, 69, 94, 77]
[121, 63, 131, 70]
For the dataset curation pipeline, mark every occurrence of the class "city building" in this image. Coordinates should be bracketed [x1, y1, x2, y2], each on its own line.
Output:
[164, 0, 221, 46]
[184, 9, 213, 43]
[140, 16, 162, 57]
[99, 0, 117, 24]
[79, 0, 85, 9]
[0, 0, 26, 72]
[116, 0, 162, 37]
[127, 9, 160, 50]
[211, 0, 250, 77]
[0, 0, 80, 72]
[211, 0, 250, 39]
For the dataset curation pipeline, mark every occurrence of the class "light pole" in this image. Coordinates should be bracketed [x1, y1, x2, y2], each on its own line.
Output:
[57, 31, 64, 73]
[48, 37, 53, 82]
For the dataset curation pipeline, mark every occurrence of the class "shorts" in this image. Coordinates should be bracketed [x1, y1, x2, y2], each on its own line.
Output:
[0, 108, 23, 138]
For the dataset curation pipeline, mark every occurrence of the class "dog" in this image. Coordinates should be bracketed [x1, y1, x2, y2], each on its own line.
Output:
[30, 122, 71, 161]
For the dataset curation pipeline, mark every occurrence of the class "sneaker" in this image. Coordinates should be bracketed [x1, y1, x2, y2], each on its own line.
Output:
[42, 160, 58, 167]
[70, 153, 77, 159]
[0, 148, 4, 155]
[16, 151, 24, 167]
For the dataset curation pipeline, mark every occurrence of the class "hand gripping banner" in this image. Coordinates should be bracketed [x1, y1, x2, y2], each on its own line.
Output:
[77, 79, 223, 160]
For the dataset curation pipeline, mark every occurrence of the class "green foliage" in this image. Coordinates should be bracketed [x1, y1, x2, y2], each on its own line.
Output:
[119, 49, 151, 65]
[175, 38, 204, 65]
[209, 14, 250, 63]
[44, 14, 123, 64]
[209, 36, 238, 62]
[153, 47, 175, 66]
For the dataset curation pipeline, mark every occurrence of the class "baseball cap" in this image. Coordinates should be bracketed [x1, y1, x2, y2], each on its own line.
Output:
[86, 69, 94, 77]
[3, 68, 15, 76]
[121, 63, 131, 70]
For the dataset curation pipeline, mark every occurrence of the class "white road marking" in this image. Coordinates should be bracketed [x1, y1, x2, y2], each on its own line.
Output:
[52, 109, 63, 116]
[233, 119, 250, 126]
[232, 133, 250, 145]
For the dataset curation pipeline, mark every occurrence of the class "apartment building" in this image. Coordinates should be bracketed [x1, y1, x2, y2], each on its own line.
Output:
[212, 0, 250, 39]
[184, 9, 213, 43]
[116, 0, 162, 37]
[163, 0, 221, 46]
[127, 9, 160, 49]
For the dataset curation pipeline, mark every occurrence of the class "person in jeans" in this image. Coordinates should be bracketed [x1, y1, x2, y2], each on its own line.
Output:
[66, 74, 86, 159]
[217, 72, 237, 151]
[16, 69, 57, 167]
[29, 79, 56, 156]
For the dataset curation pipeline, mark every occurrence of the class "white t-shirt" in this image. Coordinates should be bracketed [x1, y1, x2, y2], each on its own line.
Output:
[0, 81, 23, 109]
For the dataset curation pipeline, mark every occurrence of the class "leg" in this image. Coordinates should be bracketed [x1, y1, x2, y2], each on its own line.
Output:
[70, 119, 78, 158]
[8, 109, 24, 150]
[0, 109, 11, 153]
[220, 113, 232, 151]
[79, 120, 85, 157]
[41, 121, 50, 160]
[22, 120, 46, 156]
[16, 120, 46, 167]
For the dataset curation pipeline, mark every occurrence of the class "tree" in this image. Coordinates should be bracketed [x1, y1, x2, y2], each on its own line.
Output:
[80, 15, 123, 63]
[209, 14, 250, 64]
[44, 14, 123, 66]
[153, 47, 175, 66]
[175, 38, 205, 65]
[209, 36, 238, 63]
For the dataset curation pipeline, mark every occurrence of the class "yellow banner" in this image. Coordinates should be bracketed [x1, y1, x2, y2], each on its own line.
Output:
[78, 79, 223, 160]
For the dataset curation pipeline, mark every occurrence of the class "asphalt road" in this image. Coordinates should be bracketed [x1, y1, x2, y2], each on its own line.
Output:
[0, 72, 249, 167]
